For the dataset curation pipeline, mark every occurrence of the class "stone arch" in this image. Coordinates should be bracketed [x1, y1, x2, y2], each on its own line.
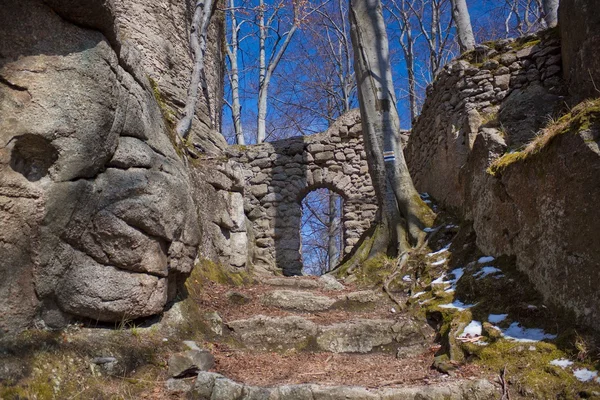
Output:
[230, 110, 378, 276]
[294, 176, 350, 204]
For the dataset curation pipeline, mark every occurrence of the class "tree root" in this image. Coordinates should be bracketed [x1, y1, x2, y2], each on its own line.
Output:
[382, 225, 443, 310]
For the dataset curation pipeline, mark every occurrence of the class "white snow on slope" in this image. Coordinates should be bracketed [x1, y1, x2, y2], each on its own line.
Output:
[573, 369, 598, 382]
[460, 321, 482, 337]
[427, 244, 451, 257]
[477, 256, 495, 264]
[439, 300, 477, 311]
[474, 266, 503, 279]
[501, 322, 557, 342]
[550, 359, 574, 369]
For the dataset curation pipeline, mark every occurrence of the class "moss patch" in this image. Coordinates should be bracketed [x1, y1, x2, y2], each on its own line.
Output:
[192, 258, 252, 287]
[487, 98, 600, 175]
[408, 222, 600, 398]
[148, 76, 187, 159]
[510, 38, 541, 52]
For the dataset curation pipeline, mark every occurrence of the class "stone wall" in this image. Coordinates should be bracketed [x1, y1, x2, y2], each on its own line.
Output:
[406, 31, 565, 211]
[229, 110, 378, 276]
[406, 29, 600, 331]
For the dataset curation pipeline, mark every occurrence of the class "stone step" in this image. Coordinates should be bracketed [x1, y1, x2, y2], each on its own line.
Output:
[225, 315, 433, 355]
[175, 371, 497, 399]
[261, 275, 345, 291]
[260, 289, 382, 312]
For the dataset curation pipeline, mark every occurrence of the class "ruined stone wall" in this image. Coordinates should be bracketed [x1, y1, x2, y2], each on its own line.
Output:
[406, 29, 600, 331]
[229, 110, 378, 276]
[406, 31, 564, 211]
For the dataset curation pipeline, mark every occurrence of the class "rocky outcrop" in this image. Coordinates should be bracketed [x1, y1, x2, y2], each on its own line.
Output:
[406, 29, 600, 331]
[0, 0, 226, 332]
[406, 31, 565, 210]
[229, 110, 378, 276]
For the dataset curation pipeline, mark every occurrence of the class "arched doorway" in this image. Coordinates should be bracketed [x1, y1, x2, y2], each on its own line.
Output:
[299, 187, 344, 275]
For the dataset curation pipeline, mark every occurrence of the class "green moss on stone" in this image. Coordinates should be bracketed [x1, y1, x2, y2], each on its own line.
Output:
[487, 98, 600, 175]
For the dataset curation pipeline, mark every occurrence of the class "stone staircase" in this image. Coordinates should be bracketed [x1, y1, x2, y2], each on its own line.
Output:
[171, 274, 498, 399]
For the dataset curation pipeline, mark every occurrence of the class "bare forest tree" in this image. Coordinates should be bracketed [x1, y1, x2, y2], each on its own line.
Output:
[301, 189, 342, 275]
[500, 0, 547, 36]
[256, 0, 304, 143]
[386, 0, 454, 122]
[225, 0, 251, 145]
[542, 0, 558, 27]
[349, 0, 434, 262]
[450, 0, 475, 52]
[176, 0, 218, 140]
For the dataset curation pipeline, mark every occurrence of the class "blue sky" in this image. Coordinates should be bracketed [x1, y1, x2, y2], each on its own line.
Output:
[221, 0, 536, 141]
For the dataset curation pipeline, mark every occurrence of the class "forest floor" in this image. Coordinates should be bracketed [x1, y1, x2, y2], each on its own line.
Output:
[1, 200, 599, 399]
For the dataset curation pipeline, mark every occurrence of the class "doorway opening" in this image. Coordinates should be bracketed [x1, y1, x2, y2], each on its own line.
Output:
[300, 188, 344, 276]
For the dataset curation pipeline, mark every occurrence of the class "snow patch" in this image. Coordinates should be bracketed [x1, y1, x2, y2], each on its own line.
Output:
[501, 322, 557, 342]
[550, 359, 574, 369]
[423, 227, 437, 233]
[411, 291, 426, 298]
[474, 266, 503, 279]
[488, 314, 508, 324]
[402, 275, 412, 282]
[431, 259, 447, 266]
[439, 300, 477, 311]
[420, 192, 430, 199]
[573, 369, 598, 382]
[477, 256, 495, 264]
[432, 268, 464, 293]
[460, 321, 482, 337]
[427, 244, 451, 257]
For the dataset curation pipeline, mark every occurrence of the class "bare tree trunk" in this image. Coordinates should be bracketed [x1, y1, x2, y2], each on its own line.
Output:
[450, 0, 475, 53]
[327, 192, 340, 272]
[226, 0, 245, 144]
[542, 0, 559, 27]
[349, 0, 434, 256]
[256, 0, 299, 143]
[176, 0, 215, 140]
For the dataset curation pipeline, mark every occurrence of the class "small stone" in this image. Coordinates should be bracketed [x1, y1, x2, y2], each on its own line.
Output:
[226, 290, 252, 305]
[203, 311, 224, 336]
[168, 349, 215, 378]
[319, 275, 345, 291]
[166, 378, 193, 394]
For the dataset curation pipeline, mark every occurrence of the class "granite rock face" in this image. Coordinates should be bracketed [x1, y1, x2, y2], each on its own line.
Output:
[0, 0, 226, 332]
[559, 0, 600, 102]
[406, 29, 600, 331]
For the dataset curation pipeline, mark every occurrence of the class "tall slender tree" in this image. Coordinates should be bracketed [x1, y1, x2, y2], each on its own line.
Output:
[450, 0, 475, 52]
[349, 0, 434, 259]
[256, 0, 301, 143]
[225, 0, 249, 145]
[176, 0, 217, 140]
[542, 0, 558, 27]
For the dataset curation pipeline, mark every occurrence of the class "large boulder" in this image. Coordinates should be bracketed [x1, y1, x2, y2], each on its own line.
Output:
[0, 0, 226, 332]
